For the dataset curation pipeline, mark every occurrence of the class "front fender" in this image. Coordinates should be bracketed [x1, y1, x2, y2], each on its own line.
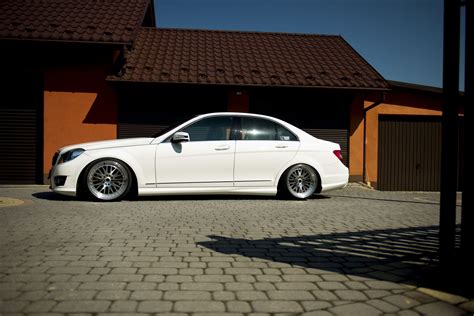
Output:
[85, 146, 156, 188]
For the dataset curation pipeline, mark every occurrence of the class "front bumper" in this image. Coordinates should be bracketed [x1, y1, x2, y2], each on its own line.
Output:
[50, 153, 93, 197]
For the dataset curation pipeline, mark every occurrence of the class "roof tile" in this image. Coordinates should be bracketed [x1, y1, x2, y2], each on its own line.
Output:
[0, 0, 150, 44]
[109, 28, 389, 89]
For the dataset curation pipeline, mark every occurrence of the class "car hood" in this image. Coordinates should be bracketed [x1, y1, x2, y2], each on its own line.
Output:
[59, 138, 154, 153]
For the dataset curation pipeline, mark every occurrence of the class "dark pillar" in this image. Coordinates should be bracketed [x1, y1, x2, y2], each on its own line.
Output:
[461, 0, 473, 265]
[439, 0, 460, 267]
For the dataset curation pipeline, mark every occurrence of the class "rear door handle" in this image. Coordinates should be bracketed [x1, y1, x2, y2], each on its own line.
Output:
[275, 144, 288, 148]
[214, 145, 231, 151]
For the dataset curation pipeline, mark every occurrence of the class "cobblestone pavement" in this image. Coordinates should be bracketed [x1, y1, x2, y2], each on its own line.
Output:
[0, 184, 469, 315]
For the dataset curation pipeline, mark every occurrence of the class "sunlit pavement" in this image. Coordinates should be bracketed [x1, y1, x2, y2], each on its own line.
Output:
[0, 184, 471, 315]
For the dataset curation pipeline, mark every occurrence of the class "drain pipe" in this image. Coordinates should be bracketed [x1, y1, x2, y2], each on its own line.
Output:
[362, 92, 386, 186]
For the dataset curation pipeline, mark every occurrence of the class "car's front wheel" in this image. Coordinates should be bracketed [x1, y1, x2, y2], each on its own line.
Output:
[281, 164, 318, 199]
[84, 159, 132, 201]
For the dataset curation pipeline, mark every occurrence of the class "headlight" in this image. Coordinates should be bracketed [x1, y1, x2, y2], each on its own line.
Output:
[58, 148, 85, 164]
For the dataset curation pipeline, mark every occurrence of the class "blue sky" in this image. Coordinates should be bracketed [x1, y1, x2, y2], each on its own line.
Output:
[154, 0, 465, 89]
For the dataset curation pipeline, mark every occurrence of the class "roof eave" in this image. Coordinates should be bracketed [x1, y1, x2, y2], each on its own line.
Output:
[106, 78, 390, 91]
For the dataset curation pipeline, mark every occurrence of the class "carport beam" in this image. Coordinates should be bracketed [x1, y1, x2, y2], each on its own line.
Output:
[439, 0, 461, 267]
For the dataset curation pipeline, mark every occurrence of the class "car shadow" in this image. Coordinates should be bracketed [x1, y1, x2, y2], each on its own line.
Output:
[131, 194, 331, 201]
[197, 225, 472, 299]
[32, 191, 77, 201]
[32, 192, 331, 202]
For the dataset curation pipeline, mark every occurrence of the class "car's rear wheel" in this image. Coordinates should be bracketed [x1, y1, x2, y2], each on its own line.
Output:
[84, 159, 132, 201]
[282, 164, 318, 199]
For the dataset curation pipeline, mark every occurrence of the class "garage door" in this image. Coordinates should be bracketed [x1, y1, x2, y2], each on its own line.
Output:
[0, 71, 43, 184]
[117, 85, 227, 139]
[378, 115, 463, 191]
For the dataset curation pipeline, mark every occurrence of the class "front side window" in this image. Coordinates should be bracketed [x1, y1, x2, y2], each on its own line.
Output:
[240, 117, 297, 141]
[180, 116, 233, 142]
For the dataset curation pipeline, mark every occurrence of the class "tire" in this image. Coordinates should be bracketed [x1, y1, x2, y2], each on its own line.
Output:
[84, 159, 132, 201]
[281, 164, 318, 199]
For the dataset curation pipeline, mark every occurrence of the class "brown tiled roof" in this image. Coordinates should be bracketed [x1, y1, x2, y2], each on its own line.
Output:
[109, 27, 389, 89]
[0, 0, 151, 45]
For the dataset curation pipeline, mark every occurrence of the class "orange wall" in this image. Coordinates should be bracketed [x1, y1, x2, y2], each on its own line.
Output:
[349, 89, 445, 187]
[43, 64, 117, 180]
[348, 94, 364, 180]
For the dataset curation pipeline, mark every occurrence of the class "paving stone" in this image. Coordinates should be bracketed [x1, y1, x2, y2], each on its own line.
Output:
[143, 275, 165, 282]
[367, 299, 400, 312]
[180, 282, 223, 291]
[383, 294, 420, 308]
[194, 275, 234, 282]
[23, 300, 57, 312]
[335, 290, 368, 301]
[213, 291, 236, 301]
[267, 290, 314, 300]
[174, 301, 226, 312]
[281, 275, 322, 282]
[130, 290, 163, 300]
[48, 267, 91, 274]
[53, 300, 110, 313]
[321, 274, 350, 281]
[100, 274, 143, 282]
[364, 289, 391, 299]
[89, 268, 111, 275]
[311, 290, 338, 301]
[227, 301, 252, 313]
[225, 268, 263, 275]
[365, 280, 407, 290]
[78, 282, 126, 290]
[404, 290, 438, 304]
[344, 281, 370, 290]
[417, 287, 468, 305]
[225, 282, 254, 291]
[46, 290, 97, 300]
[251, 301, 303, 313]
[459, 300, 474, 313]
[70, 275, 100, 282]
[109, 300, 138, 312]
[157, 282, 179, 290]
[167, 275, 193, 283]
[318, 281, 347, 290]
[329, 302, 381, 315]
[126, 282, 156, 290]
[236, 291, 268, 300]
[137, 301, 173, 312]
[254, 282, 276, 291]
[235, 275, 256, 282]
[138, 268, 178, 275]
[110, 268, 138, 274]
[301, 301, 332, 311]
[163, 290, 211, 300]
[415, 301, 465, 315]
[0, 300, 29, 312]
[96, 290, 130, 300]
[275, 282, 318, 290]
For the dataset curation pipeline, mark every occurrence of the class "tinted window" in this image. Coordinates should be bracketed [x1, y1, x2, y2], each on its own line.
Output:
[180, 116, 233, 141]
[240, 117, 297, 141]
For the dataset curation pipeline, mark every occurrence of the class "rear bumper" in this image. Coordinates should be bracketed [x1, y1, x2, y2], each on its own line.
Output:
[320, 170, 349, 193]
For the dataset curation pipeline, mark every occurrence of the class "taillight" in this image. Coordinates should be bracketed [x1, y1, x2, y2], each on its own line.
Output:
[333, 150, 343, 163]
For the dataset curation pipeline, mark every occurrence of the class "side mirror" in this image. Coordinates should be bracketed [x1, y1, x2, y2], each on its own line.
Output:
[172, 131, 190, 143]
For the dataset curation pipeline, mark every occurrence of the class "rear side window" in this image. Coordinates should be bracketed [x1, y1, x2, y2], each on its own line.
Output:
[240, 117, 297, 141]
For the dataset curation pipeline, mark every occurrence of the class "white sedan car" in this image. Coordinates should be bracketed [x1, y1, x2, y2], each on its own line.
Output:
[50, 112, 348, 201]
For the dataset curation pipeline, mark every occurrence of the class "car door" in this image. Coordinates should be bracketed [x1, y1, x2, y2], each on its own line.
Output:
[234, 117, 300, 187]
[155, 116, 235, 187]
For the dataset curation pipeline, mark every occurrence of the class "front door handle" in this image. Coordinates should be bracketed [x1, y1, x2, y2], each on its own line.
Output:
[214, 145, 231, 151]
[275, 144, 288, 148]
